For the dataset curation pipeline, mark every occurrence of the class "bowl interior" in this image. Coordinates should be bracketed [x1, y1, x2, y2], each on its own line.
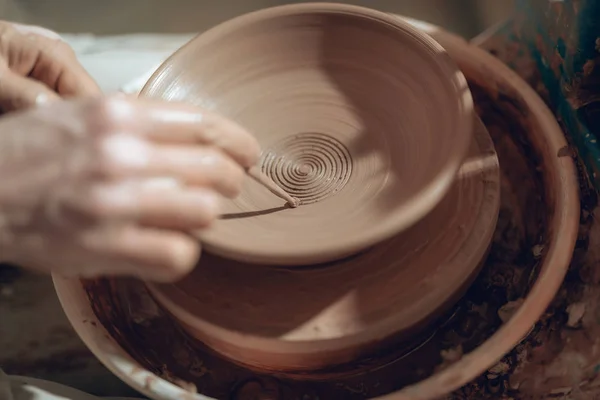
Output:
[141, 5, 472, 264]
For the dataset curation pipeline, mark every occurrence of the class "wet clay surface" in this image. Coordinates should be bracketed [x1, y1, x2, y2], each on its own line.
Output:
[144, 116, 499, 372]
[140, 4, 473, 266]
[82, 80, 549, 399]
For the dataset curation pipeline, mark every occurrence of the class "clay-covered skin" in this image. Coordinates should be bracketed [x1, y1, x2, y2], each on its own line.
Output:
[140, 4, 474, 265]
[147, 116, 500, 371]
[0, 97, 259, 282]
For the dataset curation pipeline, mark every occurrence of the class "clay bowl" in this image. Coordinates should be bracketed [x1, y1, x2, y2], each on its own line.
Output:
[140, 3, 473, 265]
[53, 18, 579, 400]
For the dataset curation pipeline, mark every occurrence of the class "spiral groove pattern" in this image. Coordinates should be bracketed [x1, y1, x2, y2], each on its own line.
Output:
[260, 133, 353, 205]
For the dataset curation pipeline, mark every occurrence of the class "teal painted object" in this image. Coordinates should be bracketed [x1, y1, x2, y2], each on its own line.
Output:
[494, 0, 600, 188]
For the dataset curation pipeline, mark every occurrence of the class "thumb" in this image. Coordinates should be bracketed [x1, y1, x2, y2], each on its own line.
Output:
[0, 69, 60, 112]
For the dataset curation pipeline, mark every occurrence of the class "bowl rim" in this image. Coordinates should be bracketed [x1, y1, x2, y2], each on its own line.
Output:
[54, 15, 579, 400]
[139, 2, 475, 265]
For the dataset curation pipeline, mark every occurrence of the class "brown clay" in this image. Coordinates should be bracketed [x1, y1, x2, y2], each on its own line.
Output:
[146, 115, 500, 371]
[140, 4, 474, 266]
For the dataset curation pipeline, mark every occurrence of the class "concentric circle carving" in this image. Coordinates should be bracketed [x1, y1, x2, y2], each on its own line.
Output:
[261, 133, 352, 205]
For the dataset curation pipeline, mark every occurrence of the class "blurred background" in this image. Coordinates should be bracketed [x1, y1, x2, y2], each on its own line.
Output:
[1, 0, 514, 38]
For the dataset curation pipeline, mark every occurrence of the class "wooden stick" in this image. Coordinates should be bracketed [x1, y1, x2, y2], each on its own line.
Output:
[246, 166, 300, 208]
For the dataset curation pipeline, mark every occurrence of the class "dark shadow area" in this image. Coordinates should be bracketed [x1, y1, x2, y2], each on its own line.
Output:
[0, 264, 21, 286]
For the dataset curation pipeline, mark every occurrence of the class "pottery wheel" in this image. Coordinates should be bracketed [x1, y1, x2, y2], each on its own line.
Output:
[147, 116, 500, 372]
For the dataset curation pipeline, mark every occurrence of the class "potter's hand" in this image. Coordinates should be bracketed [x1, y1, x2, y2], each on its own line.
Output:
[0, 96, 260, 282]
[0, 21, 100, 111]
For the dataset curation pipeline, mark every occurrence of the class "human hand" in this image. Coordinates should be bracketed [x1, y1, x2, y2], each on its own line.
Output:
[0, 21, 100, 111]
[0, 96, 260, 282]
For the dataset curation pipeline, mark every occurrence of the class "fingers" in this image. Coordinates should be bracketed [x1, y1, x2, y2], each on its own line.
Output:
[38, 224, 201, 282]
[28, 36, 101, 97]
[100, 97, 261, 168]
[1, 22, 101, 98]
[96, 135, 246, 197]
[81, 224, 201, 282]
[0, 69, 59, 111]
[52, 61, 101, 98]
[68, 182, 222, 230]
[114, 187, 221, 229]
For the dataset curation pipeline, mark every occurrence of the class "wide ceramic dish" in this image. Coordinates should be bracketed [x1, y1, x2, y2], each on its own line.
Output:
[140, 3, 473, 265]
